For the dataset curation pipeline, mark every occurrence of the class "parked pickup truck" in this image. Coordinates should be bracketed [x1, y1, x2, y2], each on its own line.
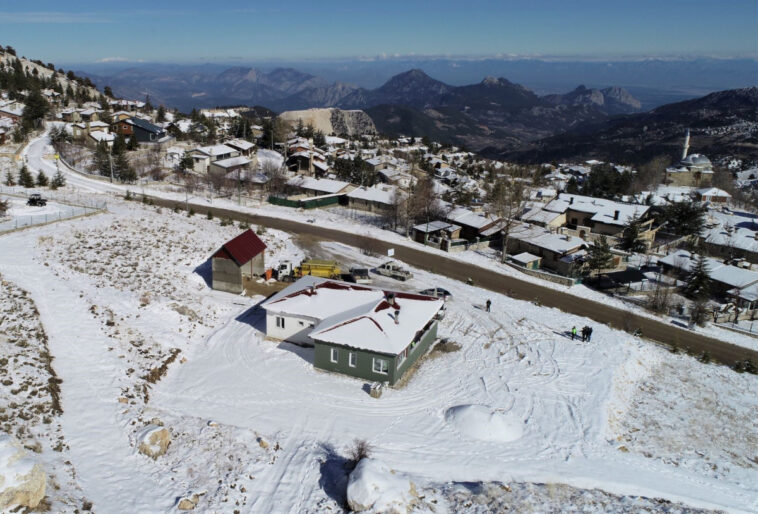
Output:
[374, 260, 413, 281]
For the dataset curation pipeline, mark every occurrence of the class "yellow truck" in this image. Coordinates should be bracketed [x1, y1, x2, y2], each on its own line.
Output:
[277, 259, 342, 281]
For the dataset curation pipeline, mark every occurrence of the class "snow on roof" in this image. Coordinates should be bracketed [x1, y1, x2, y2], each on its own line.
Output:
[446, 207, 499, 230]
[512, 252, 541, 264]
[412, 221, 460, 233]
[225, 138, 255, 151]
[696, 187, 731, 198]
[520, 206, 563, 225]
[660, 250, 758, 290]
[195, 144, 238, 157]
[89, 131, 115, 142]
[288, 175, 350, 194]
[545, 193, 649, 226]
[212, 156, 251, 169]
[325, 136, 347, 145]
[347, 185, 397, 205]
[509, 223, 586, 254]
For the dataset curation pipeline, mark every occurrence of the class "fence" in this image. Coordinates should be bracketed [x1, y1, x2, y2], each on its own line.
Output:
[267, 194, 342, 209]
[0, 186, 107, 233]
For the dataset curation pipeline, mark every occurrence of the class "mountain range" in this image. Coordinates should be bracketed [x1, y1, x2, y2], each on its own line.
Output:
[502, 87, 758, 164]
[84, 65, 644, 152]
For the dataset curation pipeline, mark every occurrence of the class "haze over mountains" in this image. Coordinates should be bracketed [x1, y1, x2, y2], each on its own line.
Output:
[79, 57, 757, 159]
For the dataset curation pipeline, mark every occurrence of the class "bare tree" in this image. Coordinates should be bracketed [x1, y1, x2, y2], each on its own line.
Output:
[487, 176, 527, 263]
[263, 160, 287, 196]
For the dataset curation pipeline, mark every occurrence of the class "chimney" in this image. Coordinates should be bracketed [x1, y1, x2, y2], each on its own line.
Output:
[613, 210, 620, 221]
[569, 197, 574, 205]
[310, 285, 317, 295]
[386, 293, 395, 305]
[394, 309, 400, 324]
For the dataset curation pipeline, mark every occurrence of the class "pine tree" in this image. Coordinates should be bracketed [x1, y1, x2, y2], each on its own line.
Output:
[114, 152, 136, 183]
[18, 165, 35, 188]
[156, 105, 166, 123]
[112, 133, 127, 155]
[685, 254, 712, 300]
[50, 168, 66, 189]
[619, 216, 647, 253]
[4, 170, 16, 186]
[127, 134, 139, 151]
[587, 235, 614, 275]
[36, 170, 48, 187]
[93, 141, 112, 177]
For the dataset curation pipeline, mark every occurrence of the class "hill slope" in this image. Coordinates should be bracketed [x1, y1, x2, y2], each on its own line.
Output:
[501, 87, 758, 164]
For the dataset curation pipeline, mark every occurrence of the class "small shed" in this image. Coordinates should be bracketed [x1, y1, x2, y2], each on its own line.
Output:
[511, 252, 542, 270]
[211, 229, 267, 293]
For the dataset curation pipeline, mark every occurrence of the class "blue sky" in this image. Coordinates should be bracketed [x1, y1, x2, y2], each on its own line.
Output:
[0, 0, 756, 63]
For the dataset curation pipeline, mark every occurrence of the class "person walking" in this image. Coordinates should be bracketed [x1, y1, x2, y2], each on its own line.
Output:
[485, 299, 491, 312]
[587, 326, 593, 342]
[571, 326, 577, 340]
[581, 326, 588, 342]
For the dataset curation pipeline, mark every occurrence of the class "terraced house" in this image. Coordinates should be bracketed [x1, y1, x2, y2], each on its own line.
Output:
[261, 276, 444, 385]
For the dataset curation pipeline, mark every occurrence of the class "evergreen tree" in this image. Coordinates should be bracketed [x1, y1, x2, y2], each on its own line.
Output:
[587, 236, 614, 275]
[112, 133, 127, 155]
[4, 170, 16, 186]
[664, 201, 707, 237]
[313, 130, 327, 150]
[156, 105, 166, 123]
[685, 254, 712, 300]
[18, 165, 35, 188]
[114, 152, 136, 183]
[36, 170, 48, 187]
[127, 133, 139, 151]
[21, 88, 50, 130]
[93, 141, 112, 177]
[619, 216, 648, 253]
[103, 85, 114, 98]
[178, 152, 194, 173]
[50, 168, 66, 189]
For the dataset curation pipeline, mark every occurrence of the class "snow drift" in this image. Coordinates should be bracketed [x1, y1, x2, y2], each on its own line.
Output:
[346, 458, 414, 513]
[445, 404, 524, 442]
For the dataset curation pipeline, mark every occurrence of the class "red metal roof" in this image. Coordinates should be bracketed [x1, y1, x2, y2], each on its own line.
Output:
[213, 229, 266, 266]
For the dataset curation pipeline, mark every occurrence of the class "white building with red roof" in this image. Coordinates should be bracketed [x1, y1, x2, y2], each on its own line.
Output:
[261, 276, 443, 385]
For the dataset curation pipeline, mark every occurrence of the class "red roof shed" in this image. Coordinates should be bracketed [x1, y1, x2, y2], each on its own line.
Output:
[213, 229, 267, 266]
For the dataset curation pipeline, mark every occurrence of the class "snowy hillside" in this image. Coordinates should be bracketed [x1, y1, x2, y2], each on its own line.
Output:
[0, 194, 755, 512]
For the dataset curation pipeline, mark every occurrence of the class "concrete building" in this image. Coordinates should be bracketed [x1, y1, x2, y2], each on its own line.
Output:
[211, 229, 267, 293]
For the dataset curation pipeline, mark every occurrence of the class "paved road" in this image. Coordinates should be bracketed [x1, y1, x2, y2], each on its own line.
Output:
[143, 196, 758, 368]
[24, 133, 757, 368]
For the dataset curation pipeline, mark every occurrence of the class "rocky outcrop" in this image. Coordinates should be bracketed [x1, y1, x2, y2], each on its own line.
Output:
[0, 436, 46, 510]
[177, 493, 200, 510]
[278, 108, 376, 136]
[137, 424, 171, 459]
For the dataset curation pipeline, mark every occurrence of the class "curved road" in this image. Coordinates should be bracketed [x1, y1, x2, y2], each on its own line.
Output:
[24, 132, 758, 367]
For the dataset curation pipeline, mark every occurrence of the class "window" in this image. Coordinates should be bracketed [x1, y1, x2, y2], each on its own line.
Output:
[349, 352, 357, 367]
[372, 358, 388, 375]
[397, 348, 408, 368]
[276, 316, 285, 329]
[330, 348, 339, 363]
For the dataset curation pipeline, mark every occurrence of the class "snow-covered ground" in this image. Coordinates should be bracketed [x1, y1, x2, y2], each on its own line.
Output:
[2, 131, 756, 512]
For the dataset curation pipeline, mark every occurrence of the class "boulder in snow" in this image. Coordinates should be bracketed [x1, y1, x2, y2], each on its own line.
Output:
[137, 424, 171, 459]
[177, 493, 199, 510]
[347, 458, 414, 513]
[0, 435, 46, 510]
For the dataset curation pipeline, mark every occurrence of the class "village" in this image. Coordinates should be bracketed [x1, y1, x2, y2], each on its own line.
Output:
[1, 45, 757, 513]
